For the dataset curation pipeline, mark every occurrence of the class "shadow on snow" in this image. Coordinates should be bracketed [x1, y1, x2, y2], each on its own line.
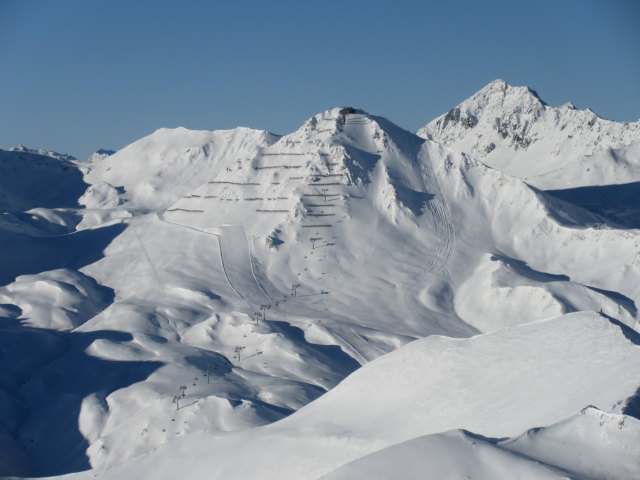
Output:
[0, 317, 162, 477]
[545, 181, 640, 229]
[0, 223, 127, 286]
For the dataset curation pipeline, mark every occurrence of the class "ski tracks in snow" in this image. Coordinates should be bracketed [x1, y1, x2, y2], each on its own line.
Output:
[419, 151, 456, 274]
[157, 211, 271, 311]
[216, 225, 272, 310]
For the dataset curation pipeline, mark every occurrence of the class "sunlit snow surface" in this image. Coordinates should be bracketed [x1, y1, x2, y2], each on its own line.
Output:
[1, 88, 640, 479]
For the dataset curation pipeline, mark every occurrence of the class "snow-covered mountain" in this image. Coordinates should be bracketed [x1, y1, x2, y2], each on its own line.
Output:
[417, 79, 640, 189]
[1, 100, 639, 479]
[9, 145, 76, 162]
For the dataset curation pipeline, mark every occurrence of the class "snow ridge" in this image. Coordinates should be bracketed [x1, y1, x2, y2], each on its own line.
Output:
[8, 144, 76, 161]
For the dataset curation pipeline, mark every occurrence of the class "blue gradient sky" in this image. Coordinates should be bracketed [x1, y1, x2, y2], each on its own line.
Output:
[1, 0, 638, 159]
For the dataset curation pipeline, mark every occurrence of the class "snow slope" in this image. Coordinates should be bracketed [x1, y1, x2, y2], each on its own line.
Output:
[0, 148, 84, 213]
[419, 139, 640, 333]
[82, 127, 278, 211]
[322, 408, 640, 480]
[543, 145, 640, 229]
[320, 431, 573, 480]
[501, 407, 640, 480]
[60, 312, 640, 480]
[417, 79, 640, 189]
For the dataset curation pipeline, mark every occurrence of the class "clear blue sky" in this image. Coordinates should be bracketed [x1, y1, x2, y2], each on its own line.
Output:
[1, 0, 638, 159]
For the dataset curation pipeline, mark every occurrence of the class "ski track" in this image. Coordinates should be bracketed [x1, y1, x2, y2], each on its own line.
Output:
[323, 325, 369, 364]
[157, 212, 271, 311]
[396, 147, 465, 334]
[214, 232, 250, 308]
[221, 224, 273, 308]
[419, 150, 456, 274]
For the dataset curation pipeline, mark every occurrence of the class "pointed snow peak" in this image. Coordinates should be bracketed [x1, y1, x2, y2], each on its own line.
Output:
[471, 79, 547, 110]
[286, 107, 421, 159]
[417, 80, 549, 141]
[290, 107, 373, 142]
[474, 78, 537, 99]
[481, 78, 509, 93]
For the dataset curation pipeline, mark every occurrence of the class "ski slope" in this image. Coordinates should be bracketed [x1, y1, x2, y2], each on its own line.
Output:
[213, 225, 272, 309]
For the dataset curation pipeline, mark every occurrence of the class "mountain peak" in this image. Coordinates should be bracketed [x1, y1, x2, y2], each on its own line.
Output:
[309, 106, 369, 124]
[285, 107, 424, 168]
[417, 81, 640, 186]
[481, 78, 509, 92]
[472, 79, 547, 108]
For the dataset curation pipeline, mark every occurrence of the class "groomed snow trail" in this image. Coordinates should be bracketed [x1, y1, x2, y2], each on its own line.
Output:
[157, 211, 272, 311]
[215, 225, 272, 310]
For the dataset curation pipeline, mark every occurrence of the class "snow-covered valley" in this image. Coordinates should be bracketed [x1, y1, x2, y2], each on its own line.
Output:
[1, 82, 639, 479]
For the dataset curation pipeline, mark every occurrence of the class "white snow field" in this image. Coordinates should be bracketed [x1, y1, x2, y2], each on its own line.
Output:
[1, 83, 639, 479]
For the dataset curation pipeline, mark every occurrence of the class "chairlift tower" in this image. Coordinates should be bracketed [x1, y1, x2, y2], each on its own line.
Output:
[205, 364, 217, 384]
[260, 304, 270, 322]
[234, 346, 245, 361]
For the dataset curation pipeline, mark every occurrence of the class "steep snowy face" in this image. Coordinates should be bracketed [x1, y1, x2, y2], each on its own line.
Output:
[160, 108, 472, 340]
[417, 79, 640, 187]
[421, 139, 640, 330]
